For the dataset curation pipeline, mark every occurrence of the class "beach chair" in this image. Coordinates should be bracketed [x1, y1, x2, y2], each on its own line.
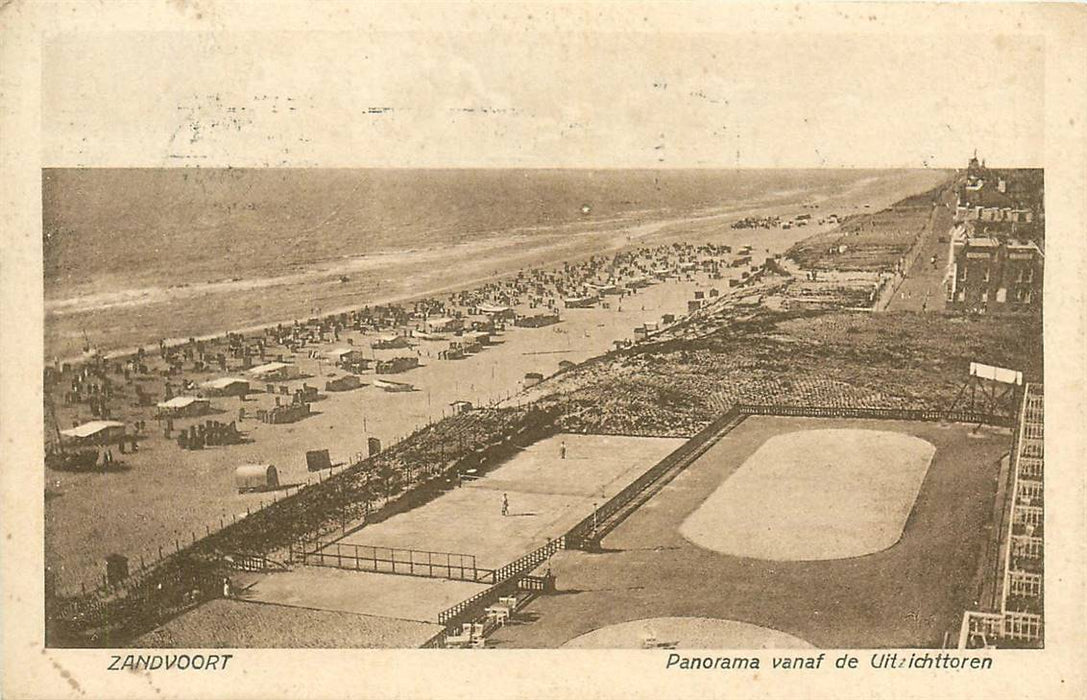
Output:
[444, 629, 472, 649]
[485, 605, 509, 625]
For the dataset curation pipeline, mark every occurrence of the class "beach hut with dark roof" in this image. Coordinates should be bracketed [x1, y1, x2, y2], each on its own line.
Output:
[200, 377, 250, 397]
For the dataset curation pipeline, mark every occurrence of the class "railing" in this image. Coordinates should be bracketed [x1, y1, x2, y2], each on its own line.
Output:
[959, 382, 1044, 648]
[565, 406, 746, 549]
[493, 537, 563, 582]
[292, 540, 494, 584]
[436, 538, 563, 627]
[1003, 611, 1044, 642]
[734, 403, 1012, 427]
[518, 574, 552, 592]
[224, 553, 289, 572]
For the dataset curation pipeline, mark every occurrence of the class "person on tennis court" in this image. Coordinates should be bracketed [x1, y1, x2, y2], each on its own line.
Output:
[502, 493, 509, 517]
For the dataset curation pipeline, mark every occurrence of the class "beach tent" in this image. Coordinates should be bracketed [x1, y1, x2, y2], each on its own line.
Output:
[60, 420, 125, 445]
[235, 464, 279, 493]
[463, 331, 491, 345]
[324, 374, 362, 392]
[327, 347, 363, 362]
[247, 362, 300, 381]
[371, 333, 409, 349]
[477, 304, 515, 319]
[200, 377, 250, 397]
[450, 400, 474, 414]
[155, 395, 211, 418]
[424, 317, 463, 333]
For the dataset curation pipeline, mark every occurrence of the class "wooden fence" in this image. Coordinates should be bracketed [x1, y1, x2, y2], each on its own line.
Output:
[291, 540, 494, 584]
[734, 403, 1012, 427]
[436, 537, 563, 628]
[565, 406, 746, 549]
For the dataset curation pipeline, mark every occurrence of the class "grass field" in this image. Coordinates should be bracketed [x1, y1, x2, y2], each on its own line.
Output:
[489, 415, 1010, 649]
[334, 433, 685, 567]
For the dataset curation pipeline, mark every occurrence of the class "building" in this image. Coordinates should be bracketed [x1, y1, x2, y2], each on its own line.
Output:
[59, 420, 126, 446]
[200, 377, 250, 397]
[424, 317, 464, 334]
[155, 396, 211, 418]
[247, 362, 301, 382]
[946, 228, 1043, 313]
[327, 348, 370, 372]
[476, 304, 516, 321]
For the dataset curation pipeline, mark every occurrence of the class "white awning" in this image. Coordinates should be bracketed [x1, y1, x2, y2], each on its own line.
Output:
[60, 421, 125, 439]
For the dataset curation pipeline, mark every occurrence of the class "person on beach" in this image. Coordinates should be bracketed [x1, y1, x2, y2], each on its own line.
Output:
[502, 493, 509, 517]
[560, 440, 567, 460]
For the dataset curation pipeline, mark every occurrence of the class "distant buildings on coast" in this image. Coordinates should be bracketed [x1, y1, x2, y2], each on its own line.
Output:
[945, 154, 1044, 314]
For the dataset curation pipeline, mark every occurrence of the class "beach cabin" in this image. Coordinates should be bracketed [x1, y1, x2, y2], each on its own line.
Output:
[515, 311, 560, 327]
[60, 420, 126, 446]
[450, 400, 474, 415]
[425, 317, 464, 334]
[463, 330, 491, 346]
[375, 356, 419, 374]
[688, 300, 703, 313]
[235, 464, 279, 493]
[477, 304, 516, 321]
[324, 374, 362, 392]
[247, 361, 301, 382]
[327, 347, 365, 368]
[523, 372, 544, 388]
[155, 395, 211, 418]
[558, 360, 576, 371]
[564, 296, 598, 309]
[371, 333, 410, 350]
[200, 377, 250, 397]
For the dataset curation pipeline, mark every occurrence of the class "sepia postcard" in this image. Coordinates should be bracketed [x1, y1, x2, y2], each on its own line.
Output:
[2, 1, 1085, 699]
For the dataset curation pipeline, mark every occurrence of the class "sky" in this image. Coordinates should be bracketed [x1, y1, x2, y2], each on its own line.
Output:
[42, 29, 1045, 169]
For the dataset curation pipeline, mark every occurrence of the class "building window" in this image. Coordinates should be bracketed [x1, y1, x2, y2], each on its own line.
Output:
[996, 288, 1007, 303]
[981, 290, 988, 303]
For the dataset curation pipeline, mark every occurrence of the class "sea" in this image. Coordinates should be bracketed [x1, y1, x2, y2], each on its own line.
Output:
[43, 168, 949, 359]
